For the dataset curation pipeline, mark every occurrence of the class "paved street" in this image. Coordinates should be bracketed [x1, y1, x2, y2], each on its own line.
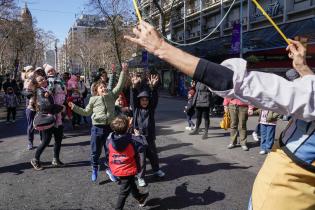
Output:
[0, 93, 287, 210]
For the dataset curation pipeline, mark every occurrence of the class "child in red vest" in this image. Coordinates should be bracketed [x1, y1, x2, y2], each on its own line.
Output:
[107, 116, 149, 210]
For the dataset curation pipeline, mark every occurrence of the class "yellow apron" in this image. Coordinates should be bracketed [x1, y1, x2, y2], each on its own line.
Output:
[252, 146, 315, 210]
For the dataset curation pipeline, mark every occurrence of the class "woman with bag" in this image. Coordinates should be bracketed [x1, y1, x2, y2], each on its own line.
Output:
[30, 74, 65, 171]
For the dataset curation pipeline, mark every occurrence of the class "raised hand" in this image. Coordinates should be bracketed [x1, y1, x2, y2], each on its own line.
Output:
[148, 74, 159, 87]
[122, 63, 128, 72]
[124, 21, 164, 57]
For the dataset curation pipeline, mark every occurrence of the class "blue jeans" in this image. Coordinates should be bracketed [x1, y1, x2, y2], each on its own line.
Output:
[90, 125, 112, 168]
[255, 123, 261, 136]
[186, 114, 195, 127]
[260, 124, 276, 152]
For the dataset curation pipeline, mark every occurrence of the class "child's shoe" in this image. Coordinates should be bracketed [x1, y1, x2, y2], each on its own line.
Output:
[27, 143, 33, 150]
[154, 169, 165, 178]
[91, 167, 98, 182]
[185, 126, 191, 130]
[137, 192, 149, 207]
[137, 178, 147, 187]
[106, 168, 118, 182]
[259, 150, 267, 155]
[252, 132, 259, 142]
[31, 158, 43, 170]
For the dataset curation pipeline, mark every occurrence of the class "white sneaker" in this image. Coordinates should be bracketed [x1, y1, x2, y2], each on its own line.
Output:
[154, 169, 165, 178]
[241, 145, 249, 151]
[137, 178, 147, 187]
[252, 132, 259, 142]
[185, 126, 191, 130]
[259, 150, 267, 155]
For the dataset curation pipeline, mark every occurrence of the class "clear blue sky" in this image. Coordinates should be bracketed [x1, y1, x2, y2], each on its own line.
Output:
[17, 0, 89, 45]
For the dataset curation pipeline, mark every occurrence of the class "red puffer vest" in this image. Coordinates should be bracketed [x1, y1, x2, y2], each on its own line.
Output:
[109, 143, 138, 177]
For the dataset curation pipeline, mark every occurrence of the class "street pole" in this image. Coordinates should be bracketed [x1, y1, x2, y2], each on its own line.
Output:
[55, 39, 58, 70]
[240, 0, 243, 58]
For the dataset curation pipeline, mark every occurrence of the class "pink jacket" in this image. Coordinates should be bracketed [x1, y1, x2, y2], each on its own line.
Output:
[223, 98, 254, 109]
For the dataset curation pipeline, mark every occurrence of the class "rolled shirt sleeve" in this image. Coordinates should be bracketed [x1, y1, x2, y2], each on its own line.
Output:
[194, 57, 315, 122]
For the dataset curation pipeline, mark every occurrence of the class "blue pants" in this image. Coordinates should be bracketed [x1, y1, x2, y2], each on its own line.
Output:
[90, 125, 112, 168]
[260, 124, 276, 152]
[186, 114, 195, 127]
[26, 108, 36, 144]
[255, 123, 261, 136]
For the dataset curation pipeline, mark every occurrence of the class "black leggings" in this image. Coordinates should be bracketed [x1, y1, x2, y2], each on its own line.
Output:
[35, 126, 63, 161]
[195, 107, 210, 131]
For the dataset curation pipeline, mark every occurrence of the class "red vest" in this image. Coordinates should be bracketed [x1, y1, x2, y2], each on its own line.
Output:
[108, 143, 138, 177]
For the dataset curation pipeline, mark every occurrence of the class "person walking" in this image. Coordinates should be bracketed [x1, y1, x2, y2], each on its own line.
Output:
[4, 87, 19, 123]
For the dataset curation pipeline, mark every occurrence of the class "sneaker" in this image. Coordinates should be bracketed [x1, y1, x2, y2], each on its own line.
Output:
[106, 169, 118, 182]
[227, 144, 236, 149]
[154, 169, 165, 178]
[259, 150, 267, 155]
[189, 129, 199, 135]
[202, 132, 208, 140]
[27, 143, 33, 150]
[137, 192, 149, 207]
[252, 132, 259, 142]
[137, 178, 147, 187]
[31, 158, 43, 171]
[241, 145, 249, 151]
[52, 158, 65, 167]
[185, 126, 191, 130]
[91, 167, 98, 182]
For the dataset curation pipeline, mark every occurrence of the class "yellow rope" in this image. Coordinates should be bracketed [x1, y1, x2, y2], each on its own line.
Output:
[132, 0, 142, 22]
[251, 0, 290, 44]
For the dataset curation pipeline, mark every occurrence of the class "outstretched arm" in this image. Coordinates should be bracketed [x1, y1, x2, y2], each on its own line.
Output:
[124, 21, 234, 91]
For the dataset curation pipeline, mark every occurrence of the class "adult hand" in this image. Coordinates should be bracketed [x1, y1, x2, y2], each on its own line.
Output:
[224, 106, 229, 113]
[124, 21, 165, 57]
[286, 39, 313, 77]
[134, 129, 140, 136]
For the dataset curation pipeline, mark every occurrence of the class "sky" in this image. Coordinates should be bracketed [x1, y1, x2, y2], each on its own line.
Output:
[17, 0, 90, 46]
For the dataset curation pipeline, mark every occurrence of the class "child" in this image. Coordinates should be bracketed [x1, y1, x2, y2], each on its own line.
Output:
[257, 109, 281, 155]
[69, 64, 127, 182]
[184, 89, 195, 130]
[107, 116, 149, 210]
[4, 87, 19, 123]
[67, 88, 82, 128]
[130, 74, 165, 187]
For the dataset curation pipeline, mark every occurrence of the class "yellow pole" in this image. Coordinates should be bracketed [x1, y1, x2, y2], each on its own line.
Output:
[132, 0, 142, 22]
[251, 0, 290, 45]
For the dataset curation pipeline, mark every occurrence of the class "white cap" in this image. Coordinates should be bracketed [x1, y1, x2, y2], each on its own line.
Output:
[43, 63, 55, 74]
[24, 65, 34, 72]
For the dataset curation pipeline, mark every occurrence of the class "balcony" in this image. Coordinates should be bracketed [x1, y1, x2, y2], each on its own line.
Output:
[186, 7, 200, 16]
[203, 0, 221, 9]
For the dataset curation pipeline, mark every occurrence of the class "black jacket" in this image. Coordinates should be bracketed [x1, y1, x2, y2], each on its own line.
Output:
[130, 86, 158, 142]
[184, 98, 195, 116]
[36, 88, 63, 114]
[192, 82, 212, 108]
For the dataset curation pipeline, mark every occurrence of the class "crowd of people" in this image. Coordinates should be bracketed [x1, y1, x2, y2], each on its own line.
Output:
[1, 19, 315, 210]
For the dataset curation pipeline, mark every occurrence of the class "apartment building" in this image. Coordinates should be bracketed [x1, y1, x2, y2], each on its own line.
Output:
[140, 0, 315, 68]
[137, 0, 315, 95]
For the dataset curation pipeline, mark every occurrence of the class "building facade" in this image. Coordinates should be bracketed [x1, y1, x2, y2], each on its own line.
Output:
[138, 0, 315, 95]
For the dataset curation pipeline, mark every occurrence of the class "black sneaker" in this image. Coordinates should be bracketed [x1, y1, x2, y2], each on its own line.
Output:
[31, 158, 43, 170]
[52, 158, 65, 167]
[137, 192, 149, 207]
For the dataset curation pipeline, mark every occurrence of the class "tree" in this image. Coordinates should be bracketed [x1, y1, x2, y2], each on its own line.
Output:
[87, 0, 136, 69]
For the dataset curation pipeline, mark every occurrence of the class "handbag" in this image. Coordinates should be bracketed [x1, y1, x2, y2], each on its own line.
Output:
[220, 111, 231, 130]
[33, 113, 56, 131]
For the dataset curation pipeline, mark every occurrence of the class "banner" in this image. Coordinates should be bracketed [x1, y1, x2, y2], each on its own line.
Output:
[231, 22, 241, 54]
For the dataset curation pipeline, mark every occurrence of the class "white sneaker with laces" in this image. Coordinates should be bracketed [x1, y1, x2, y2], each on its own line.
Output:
[252, 132, 259, 142]
[154, 170, 165, 178]
[185, 126, 191, 130]
[137, 178, 146, 187]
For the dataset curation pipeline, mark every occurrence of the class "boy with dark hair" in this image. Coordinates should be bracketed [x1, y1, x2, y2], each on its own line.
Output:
[107, 116, 149, 210]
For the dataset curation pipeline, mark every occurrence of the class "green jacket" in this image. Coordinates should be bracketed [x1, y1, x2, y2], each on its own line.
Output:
[72, 71, 126, 125]
[254, 109, 281, 123]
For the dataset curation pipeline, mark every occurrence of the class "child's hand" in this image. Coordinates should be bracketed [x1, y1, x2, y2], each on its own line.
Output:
[68, 102, 74, 109]
[134, 129, 140, 136]
[122, 63, 128, 72]
[44, 92, 50, 98]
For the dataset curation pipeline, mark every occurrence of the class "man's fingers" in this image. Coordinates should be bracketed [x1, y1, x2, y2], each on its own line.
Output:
[124, 35, 142, 46]
[140, 20, 153, 30]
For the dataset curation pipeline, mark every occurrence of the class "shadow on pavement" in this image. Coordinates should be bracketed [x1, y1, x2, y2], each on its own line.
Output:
[62, 140, 90, 147]
[147, 154, 251, 183]
[156, 125, 184, 136]
[147, 182, 225, 209]
[158, 143, 193, 152]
